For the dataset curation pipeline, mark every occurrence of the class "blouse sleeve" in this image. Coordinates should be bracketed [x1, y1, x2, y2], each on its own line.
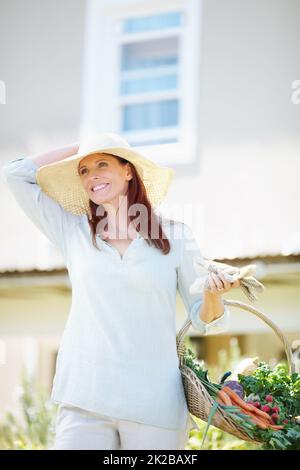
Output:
[176, 223, 230, 335]
[1, 156, 79, 261]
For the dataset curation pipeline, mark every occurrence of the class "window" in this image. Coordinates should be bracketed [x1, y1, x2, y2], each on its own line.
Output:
[118, 12, 182, 145]
[82, 1, 202, 165]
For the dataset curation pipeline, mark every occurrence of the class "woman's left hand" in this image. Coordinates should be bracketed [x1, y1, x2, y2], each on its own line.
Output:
[206, 270, 241, 295]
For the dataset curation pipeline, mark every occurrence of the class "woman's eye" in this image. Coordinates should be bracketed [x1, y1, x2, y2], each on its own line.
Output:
[79, 162, 107, 175]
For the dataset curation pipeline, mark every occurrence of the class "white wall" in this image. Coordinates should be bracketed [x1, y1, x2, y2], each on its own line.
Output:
[0, 0, 86, 150]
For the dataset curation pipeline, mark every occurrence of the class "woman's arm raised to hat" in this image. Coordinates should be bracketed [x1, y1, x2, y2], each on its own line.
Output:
[29, 142, 79, 167]
[1, 148, 81, 264]
[176, 223, 230, 335]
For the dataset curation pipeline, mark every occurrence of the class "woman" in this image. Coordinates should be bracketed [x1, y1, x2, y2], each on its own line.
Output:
[2, 132, 240, 450]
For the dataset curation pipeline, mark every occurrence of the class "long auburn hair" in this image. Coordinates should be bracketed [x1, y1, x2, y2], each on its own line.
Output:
[85, 153, 174, 255]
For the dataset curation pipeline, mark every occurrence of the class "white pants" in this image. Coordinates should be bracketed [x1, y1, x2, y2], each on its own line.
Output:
[51, 403, 192, 450]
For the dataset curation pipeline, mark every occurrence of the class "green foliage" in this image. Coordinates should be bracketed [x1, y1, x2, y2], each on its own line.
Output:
[238, 362, 300, 450]
[239, 362, 300, 417]
[200, 401, 219, 449]
[0, 367, 57, 450]
[184, 337, 300, 451]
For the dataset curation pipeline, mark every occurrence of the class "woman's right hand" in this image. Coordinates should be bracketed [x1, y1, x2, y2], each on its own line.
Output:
[30, 142, 80, 168]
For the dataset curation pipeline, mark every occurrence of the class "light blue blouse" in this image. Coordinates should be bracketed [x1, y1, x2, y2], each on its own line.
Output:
[2, 157, 230, 431]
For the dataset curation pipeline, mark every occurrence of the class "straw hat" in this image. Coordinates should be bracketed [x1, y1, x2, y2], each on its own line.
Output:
[36, 132, 175, 219]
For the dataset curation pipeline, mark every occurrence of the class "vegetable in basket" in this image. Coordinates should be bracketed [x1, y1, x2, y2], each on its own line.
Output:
[184, 350, 300, 450]
[236, 361, 300, 450]
[218, 356, 260, 398]
[184, 349, 262, 445]
[218, 361, 300, 449]
[221, 381, 245, 399]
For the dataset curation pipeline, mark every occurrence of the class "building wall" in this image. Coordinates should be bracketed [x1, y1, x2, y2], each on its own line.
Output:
[199, 0, 300, 144]
[0, 0, 86, 150]
[177, 277, 300, 336]
[0, 285, 69, 420]
[1, 0, 299, 159]
[1, 0, 300, 264]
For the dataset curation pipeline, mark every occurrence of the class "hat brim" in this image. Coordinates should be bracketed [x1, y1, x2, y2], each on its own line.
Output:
[36, 146, 175, 216]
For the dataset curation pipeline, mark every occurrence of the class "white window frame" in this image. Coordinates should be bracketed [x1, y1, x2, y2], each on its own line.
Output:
[81, 0, 203, 166]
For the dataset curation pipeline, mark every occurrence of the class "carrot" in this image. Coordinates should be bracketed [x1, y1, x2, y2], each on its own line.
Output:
[248, 406, 272, 422]
[221, 387, 254, 411]
[215, 393, 226, 405]
[216, 397, 225, 405]
[269, 424, 284, 431]
[240, 409, 280, 431]
[245, 413, 269, 430]
[221, 386, 272, 422]
[217, 390, 232, 406]
[220, 387, 283, 431]
[235, 407, 271, 427]
[238, 407, 283, 431]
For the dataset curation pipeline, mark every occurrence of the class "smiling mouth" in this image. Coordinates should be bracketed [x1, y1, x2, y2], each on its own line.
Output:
[91, 183, 110, 193]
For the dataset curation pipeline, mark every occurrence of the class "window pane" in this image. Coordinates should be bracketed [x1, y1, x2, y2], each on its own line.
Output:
[122, 100, 178, 131]
[121, 37, 178, 71]
[130, 137, 178, 146]
[121, 74, 177, 94]
[123, 11, 182, 33]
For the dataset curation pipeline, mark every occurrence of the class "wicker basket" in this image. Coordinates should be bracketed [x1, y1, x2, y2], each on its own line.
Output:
[176, 298, 297, 444]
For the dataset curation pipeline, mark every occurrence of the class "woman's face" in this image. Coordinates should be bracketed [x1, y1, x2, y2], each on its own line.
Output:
[78, 153, 132, 209]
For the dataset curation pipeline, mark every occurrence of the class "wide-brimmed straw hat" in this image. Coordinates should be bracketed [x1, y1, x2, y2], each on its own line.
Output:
[36, 132, 175, 219]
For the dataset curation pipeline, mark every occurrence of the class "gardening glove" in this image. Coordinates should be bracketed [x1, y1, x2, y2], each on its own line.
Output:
[189, 256, 265, 302]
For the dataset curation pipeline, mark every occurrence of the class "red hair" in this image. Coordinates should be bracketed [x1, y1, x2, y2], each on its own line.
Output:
[87, 153, 174, 255]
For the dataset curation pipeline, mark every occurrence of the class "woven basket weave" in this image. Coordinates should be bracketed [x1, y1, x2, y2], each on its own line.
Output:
[176, 298, 297, 444]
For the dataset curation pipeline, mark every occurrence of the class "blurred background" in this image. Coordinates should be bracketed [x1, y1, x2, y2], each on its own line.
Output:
[0, 0, 300, 449]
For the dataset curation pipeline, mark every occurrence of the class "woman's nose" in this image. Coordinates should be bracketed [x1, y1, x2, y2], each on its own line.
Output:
[89, 172, 101, 180]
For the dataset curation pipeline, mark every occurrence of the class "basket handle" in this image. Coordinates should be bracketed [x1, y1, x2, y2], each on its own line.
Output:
[176, 298, 296, 374]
